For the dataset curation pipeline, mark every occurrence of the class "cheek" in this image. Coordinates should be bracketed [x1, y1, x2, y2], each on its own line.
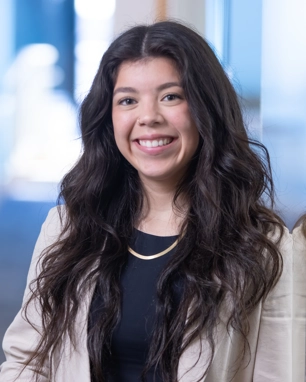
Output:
[113, 128, 127, 153]
[172, 111, 199, 142]
[182, 120, 199, 154]
[112, 117, 128, 144]
[112, 126, 135, 163]
[112, 111, 134, 134]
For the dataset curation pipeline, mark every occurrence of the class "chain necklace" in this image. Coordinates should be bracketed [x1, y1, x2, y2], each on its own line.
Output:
[127, 238, 179, 260]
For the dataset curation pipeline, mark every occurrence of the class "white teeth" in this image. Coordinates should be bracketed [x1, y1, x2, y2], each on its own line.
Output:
[139, 138, 172, 147]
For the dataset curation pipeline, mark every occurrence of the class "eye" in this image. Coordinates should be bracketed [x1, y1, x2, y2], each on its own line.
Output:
[119, 98, 136, 106]
[162, 93, 182, 101]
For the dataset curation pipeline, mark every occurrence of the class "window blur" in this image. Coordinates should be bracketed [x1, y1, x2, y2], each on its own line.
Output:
[0, 0, 305, 363]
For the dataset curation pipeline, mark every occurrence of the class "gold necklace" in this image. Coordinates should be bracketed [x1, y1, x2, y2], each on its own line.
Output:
[127, 238, 179, 260]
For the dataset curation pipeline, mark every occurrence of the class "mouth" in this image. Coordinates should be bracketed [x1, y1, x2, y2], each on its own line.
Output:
[137, 138, 174, 148]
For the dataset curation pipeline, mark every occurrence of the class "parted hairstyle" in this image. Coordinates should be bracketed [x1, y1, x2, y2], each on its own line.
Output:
[25, 21, 283, 382]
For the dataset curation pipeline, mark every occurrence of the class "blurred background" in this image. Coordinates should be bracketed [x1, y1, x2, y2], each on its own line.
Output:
[0, 0, 305, 362]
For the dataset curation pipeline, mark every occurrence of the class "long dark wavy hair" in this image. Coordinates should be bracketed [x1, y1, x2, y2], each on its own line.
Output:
[24, 21, 283, 382]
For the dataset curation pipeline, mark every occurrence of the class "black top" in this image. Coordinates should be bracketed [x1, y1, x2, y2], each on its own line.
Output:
[89, 229, 183, 382]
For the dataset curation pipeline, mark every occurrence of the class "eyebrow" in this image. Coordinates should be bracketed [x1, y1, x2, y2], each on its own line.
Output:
[113, 82, 182, 96]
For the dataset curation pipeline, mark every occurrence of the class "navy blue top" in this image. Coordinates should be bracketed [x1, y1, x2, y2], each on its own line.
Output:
[89, 230, 182, 382]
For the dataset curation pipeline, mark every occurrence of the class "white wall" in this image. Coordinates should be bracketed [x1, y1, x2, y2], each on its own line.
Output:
[167, 0, 205, 36]
[114, 0, 156, 37]
[113, 0, 205, 37]
[261, 0, 306, 121]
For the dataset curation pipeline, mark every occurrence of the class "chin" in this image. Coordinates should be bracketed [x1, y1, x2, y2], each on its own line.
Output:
[138, 170, 184, 184]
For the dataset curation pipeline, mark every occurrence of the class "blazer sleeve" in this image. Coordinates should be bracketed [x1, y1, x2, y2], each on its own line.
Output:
[253, 227, 293, 382]
[0, 207, 64, 382]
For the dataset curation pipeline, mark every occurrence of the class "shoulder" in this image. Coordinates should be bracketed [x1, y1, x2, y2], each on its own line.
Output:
[267, 224, 292, 250]
[266, 225, 292, 272]
[293, 223, 306, 249]
[42, 205, 66, 236]
[24, 206, 67, 288]
[0, 207, 67, 380]
[34, 205, 67, 250]
[263, 224, 292, 277]
[262, 225, 292, 307]
[292, 224, 306, 283]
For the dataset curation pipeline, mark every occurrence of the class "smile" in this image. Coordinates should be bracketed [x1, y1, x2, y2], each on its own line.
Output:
[138, 138, 173, 148]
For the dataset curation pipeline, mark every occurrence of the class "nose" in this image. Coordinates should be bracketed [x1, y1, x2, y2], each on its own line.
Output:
[137, 101, 164, 127]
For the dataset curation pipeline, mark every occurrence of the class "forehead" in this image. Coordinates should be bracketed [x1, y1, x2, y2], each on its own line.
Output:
[114, 57, 181, 87]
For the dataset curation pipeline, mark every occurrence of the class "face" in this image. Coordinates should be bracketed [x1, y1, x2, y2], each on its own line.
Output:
[112, 57, 199, 187]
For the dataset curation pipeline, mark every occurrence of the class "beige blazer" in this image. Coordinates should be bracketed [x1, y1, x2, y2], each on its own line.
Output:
[0, 207, 293, 382]
[292, 224, 306, 382]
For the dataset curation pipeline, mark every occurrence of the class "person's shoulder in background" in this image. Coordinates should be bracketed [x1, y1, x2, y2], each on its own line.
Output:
[292, 215, 306, 382]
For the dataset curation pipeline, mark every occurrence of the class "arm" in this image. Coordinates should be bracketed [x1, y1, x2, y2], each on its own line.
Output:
[0, 207, 63, 382]
[253, 227, 293, 382]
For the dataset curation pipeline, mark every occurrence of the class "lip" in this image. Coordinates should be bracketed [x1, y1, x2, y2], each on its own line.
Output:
[133, 137, 177, 155]
[134, 134, 175, 141]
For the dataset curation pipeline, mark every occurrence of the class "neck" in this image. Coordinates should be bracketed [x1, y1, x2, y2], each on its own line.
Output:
[137, 178, 188, 236]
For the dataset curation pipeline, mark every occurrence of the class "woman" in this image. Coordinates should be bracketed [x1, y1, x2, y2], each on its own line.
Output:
[0, 21, 292, 382]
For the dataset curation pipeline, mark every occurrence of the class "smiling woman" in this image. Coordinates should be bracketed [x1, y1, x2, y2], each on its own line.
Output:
[112, 58, 199, 202]
[0, 21, 292, 382]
